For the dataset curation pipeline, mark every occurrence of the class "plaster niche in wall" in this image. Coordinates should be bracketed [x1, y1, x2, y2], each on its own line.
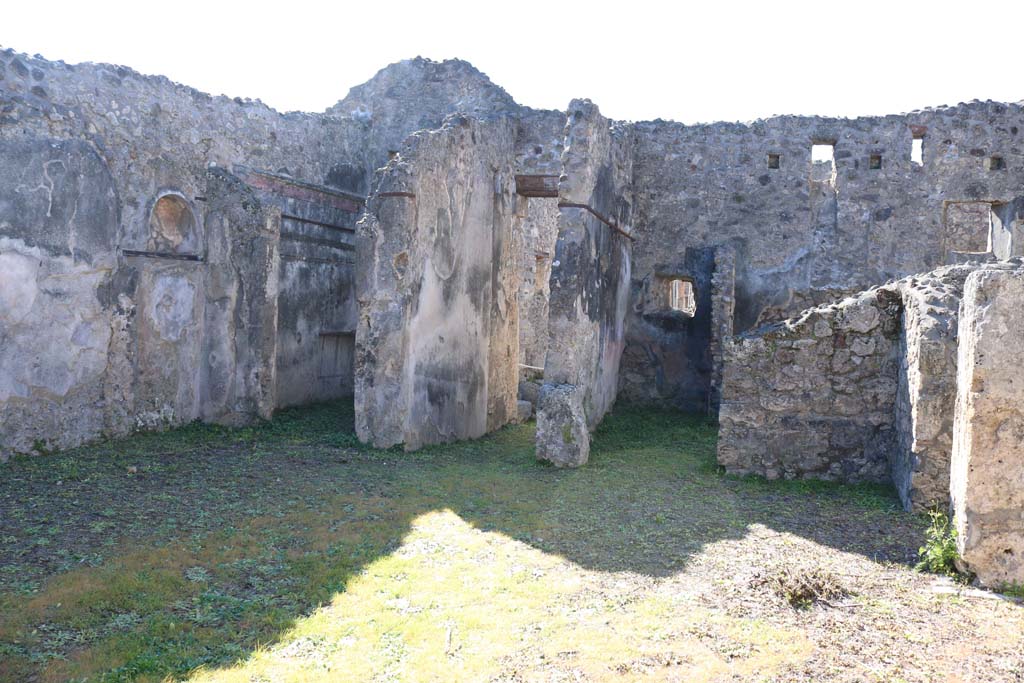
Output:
[147, 193, 200, 255]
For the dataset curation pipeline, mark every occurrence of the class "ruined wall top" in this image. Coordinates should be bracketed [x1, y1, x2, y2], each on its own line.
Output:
[328, 57, 520, 120]
[7, 44, 1024, 167]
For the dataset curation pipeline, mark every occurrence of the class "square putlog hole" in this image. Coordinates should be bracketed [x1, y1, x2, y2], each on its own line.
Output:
[767, 153, 781, 169]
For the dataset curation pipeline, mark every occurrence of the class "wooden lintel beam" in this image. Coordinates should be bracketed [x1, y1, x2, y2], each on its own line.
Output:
[515, 174, 559, 198]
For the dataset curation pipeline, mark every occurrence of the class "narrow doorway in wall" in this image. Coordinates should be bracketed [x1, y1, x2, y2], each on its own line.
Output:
[318, 332, 355, 385]
[513, 177, 561, 374]
[944, 201, 993, 258]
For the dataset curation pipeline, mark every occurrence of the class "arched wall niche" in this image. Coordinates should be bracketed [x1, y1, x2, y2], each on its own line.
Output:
[147, 192, 200, 255]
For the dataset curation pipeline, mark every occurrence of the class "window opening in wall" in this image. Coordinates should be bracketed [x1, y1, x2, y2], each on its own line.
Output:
[767, 153, 781, 169]
[810, 142, 836, 183]
[911, 136, 924, 166]
[667, 279, 697, 317]
[811, 143, 835, 165]
[869, 154, 882, 170]
[986, 155, 1006, 171]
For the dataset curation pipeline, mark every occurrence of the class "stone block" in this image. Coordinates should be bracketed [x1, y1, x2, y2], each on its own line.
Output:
[840, 300, 881, 333]
[535, 384, 589, 468]
[514, 399, 534, 424]
[518, 379, 541, 404]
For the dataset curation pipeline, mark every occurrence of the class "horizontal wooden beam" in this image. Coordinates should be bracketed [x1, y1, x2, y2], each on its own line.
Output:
[281, 213, 355, 234]
[235, 166, 364, 213]
[515, 174, 559, 198]
[122, 249, 202, 261]
[558, 202, 635, 240]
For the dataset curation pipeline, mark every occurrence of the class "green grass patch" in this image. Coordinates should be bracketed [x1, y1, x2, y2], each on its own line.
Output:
[0, 400, 923, 682]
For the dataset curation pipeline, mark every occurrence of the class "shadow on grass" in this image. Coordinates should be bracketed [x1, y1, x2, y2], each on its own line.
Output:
[0, 400, 921, 681]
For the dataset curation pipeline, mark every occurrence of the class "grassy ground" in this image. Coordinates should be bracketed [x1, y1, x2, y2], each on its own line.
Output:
[0, 402, 1021, 682]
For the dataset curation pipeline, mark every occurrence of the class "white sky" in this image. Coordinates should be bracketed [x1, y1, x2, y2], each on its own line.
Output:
[5, 0, 1022, 124]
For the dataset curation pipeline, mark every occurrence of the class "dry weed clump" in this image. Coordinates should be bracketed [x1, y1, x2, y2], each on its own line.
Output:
[751, 563, 851, 608]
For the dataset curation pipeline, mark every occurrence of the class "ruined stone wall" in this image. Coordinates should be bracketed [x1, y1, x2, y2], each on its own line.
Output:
[354, 115, 520, 450]
[516, 197, 561, 369]
[717, 262, 994, 498]
[0, 134, 120, 454]
[708, 243, 737, 413]
[951, 261, 1024, 587]
[535, 100, 635, 467]
[512, 108, 569, 375]
[991, 197, 1024, 260]
[12, 42, 1024, 473]
[718, 286, 903, 482]
[198, 170, 283, 424]
[626, 102, 1024, 409]
[233, 169, 364, 409]
[0, 47, 366, 227]
[328, 57, 526, 191]
[0, 47, 366, 457]
[892, 265, 977, 511]
[0, 47, 575, 458]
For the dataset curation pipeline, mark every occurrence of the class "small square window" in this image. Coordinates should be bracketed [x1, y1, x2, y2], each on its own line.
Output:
[811, 143, 835, 164]
[869, 154, 882, 170]
[667, 279, 697, 317]
[767, 153, 781, 169]
[987, 155, 1006, 171]
[810, 142, 837, 183]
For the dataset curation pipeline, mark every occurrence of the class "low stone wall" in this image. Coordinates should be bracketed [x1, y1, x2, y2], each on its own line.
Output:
[717, 261, 1002, 507]
[718, 287, 902, 482]
[951, 262, 1024, 587]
